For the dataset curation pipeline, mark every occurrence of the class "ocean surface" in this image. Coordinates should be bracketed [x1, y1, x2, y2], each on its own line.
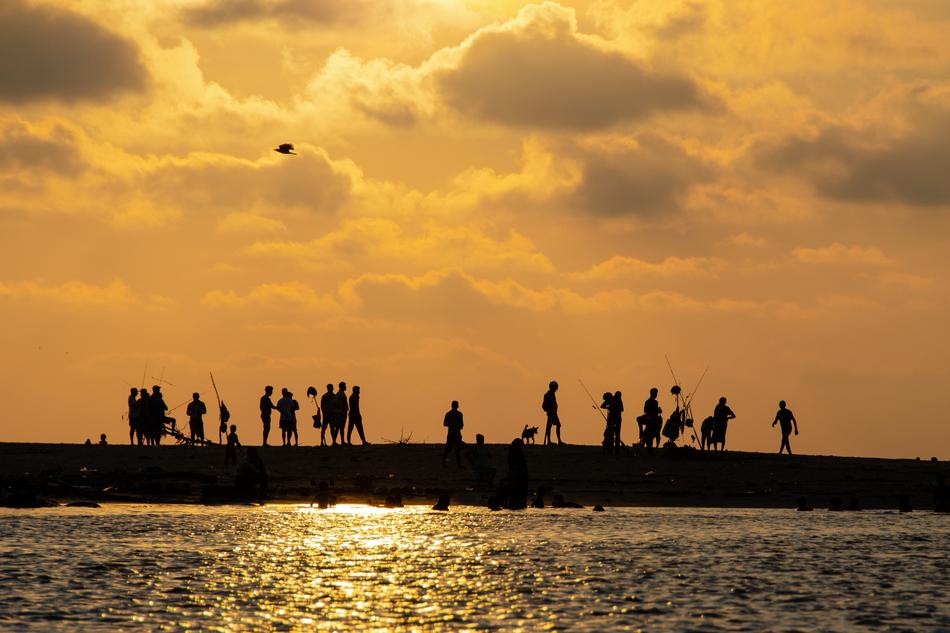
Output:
[0, 504, 947, 631]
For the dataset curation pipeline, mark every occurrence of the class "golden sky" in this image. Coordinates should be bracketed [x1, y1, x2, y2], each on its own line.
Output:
[2, 0, 948, 456]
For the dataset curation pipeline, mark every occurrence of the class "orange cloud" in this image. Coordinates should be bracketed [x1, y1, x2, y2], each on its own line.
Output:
[792, 244, 891, 266]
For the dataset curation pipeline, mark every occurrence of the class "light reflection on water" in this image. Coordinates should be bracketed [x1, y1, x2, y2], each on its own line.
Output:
[0, 504, 948, 631]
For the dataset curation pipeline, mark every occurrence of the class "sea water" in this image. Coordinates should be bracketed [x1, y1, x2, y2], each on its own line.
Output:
[0, 504, 947, 631]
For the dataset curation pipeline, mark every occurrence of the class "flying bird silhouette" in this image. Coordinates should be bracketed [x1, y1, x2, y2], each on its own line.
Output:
[274, 143, 296, 155]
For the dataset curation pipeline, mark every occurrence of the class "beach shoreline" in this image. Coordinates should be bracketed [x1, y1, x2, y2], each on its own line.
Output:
[0, 442, 946, 511]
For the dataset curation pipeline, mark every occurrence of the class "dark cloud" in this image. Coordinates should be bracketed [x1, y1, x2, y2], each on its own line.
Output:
[438, 20, 706, 130]
[0, 120, 85, 175]
[183, 0, 373, 28]
[570, 135, 712, 216]
[0, 0, 147, 103]
[762, 114, 950, 207]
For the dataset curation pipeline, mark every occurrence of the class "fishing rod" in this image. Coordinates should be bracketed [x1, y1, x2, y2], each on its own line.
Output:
[167, 398, 190, 414]
[578, 378, 609, 423]
[140, 360, 149, 388]
[210, 371, 229, 443]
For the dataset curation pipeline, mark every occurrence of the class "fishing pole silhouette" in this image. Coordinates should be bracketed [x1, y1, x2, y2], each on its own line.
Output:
[273, 143, 296, 155]
[151, 367, 175, 388]
[578, 379, 609, 424]
[665, 355, 707, 447]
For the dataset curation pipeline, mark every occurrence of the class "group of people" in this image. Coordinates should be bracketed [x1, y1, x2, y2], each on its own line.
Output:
[124, 381, 369, 450]
[126, 386, 172, 445]
[255, 382, 369, 447]
[540, 381, 799, 455]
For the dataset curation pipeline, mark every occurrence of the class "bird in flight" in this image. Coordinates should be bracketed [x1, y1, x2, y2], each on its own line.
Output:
[274, 143, 296, 155]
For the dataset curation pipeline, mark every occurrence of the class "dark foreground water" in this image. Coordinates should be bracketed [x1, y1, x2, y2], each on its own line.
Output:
[0, 504, 947, 631]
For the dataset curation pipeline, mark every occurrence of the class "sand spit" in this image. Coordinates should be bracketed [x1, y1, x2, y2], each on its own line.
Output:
[0, 442, 946, 511]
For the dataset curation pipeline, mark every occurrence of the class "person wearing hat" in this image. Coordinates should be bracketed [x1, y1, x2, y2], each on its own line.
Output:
[542, 380, 563, 445]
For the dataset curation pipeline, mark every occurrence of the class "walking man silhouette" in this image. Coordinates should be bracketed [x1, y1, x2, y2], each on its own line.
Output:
[347, 385, 368, 445]
[772, 400, 798, 455]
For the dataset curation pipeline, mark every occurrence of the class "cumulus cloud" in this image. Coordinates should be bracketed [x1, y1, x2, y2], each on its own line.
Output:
[0, 278, 138, 308]
[570, 255, 721, 281]
[792, 243, 891, 266]
[340, 269, 763, 317]
[249, 218, 555, 273]
[436, 3, 706, 130]
[0, 0, 147, 103]
[201, 282, 341, 312]
[760, 96, 950, 207]
[140, 147, 354, 214]
[0, 119, 85, 175]
[569, 134, 712, 215]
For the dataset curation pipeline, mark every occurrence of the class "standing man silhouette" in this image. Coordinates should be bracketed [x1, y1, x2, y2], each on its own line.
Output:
[542, 381, 563, 445]
[127, 388, 139, 445]
[442, 400, 464, 468]
[260, 386, 276, 446]
[320, 384, 337, 446]
[336, 382, 349, 445]
[712, 396, 736, 451]
[772, 400, 798, 455]
[186, 392, 207, 443]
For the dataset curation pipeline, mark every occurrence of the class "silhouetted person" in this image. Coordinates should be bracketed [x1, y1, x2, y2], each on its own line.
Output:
[639, 388, 662, 451]
[796, 496, 813, 511]
[276, 388, 298, 447]
[336, 382, 349, 445]
[830, 496, 843, 511]
[149, 386, 168, 446]
[127, 388, 139, 445]
[225, 424, 240, 466]
[433, 495, 450, 511]
[137, 388, 150, 446]
[98, 433, 108, 446]
[934, 474, 949, 512]
[442, 400, 464, 468]
[610, 391, 624, 451]
[186, 392, 207, 443]
[662, 404, 684, 447]
[899, 495, 913, 513]
[347, 385, 368, 445]
[542, 381, 563, 445]
[600, 392, 614, 453]
[711, 397, 735, 451]
[289, 391, 300, 446]
[320, 384, 337, 446]
[260, 386, 277, 446]
[772, 400, 798, 455]
[466, 433, 496, 488]
[505, 439, 529, 509]
[700, 416, 714, 451]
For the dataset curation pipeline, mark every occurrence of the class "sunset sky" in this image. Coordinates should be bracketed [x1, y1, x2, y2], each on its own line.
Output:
[2, 0, 948, 456]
